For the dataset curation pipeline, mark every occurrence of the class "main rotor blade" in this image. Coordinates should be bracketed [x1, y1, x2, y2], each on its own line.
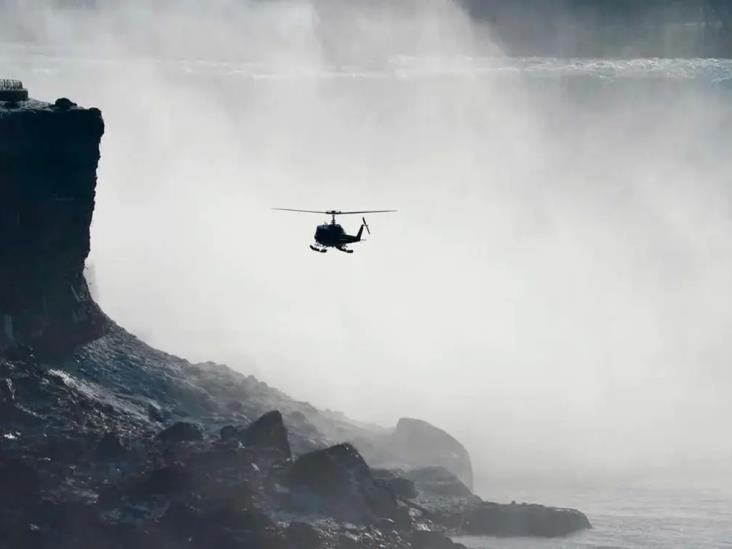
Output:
[335, 210, 398, 215]
[271, 208, 330, 214]
[272, 208, 397, 215]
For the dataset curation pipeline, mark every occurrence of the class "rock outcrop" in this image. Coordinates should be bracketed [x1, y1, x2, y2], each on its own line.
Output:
[282, 443, 398, 522]
[379, 466, 591, 539]
[220, 409, 292, 458]
[357, 417, 474, 489]
[0, 92, 106, 358]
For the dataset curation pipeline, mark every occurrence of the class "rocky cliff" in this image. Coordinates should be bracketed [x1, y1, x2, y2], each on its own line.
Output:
[0, 86, 106, 358]
[0, 83, 591, 548]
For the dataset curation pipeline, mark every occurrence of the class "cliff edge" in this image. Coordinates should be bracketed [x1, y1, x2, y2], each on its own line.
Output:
[0, 90, 106, 358]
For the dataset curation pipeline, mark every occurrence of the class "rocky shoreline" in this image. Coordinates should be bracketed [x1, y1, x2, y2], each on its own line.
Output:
[0, 89, 591, 548]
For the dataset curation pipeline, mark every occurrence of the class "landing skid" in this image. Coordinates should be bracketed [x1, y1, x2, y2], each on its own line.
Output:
[309, 244, 327, 253]
[337, 247, 353, 254]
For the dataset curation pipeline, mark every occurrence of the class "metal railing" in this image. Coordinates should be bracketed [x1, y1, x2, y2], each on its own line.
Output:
[0, 79, 24, 90]
[0, 79, 28, 101]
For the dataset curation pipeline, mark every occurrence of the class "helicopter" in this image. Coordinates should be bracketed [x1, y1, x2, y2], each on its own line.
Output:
[272, 208, 397, 253]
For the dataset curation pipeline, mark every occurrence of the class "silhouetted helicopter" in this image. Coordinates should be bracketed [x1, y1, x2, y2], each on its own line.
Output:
[273, 208, 397, 253]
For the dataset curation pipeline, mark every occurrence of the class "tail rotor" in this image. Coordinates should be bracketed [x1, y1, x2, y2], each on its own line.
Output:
[362, 217, 371, 235]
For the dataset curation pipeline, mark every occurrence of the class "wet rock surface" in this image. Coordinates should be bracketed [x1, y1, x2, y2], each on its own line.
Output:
[281, 443, 398, 522]
[0, 337, 591, 548]
[0, 95, 591, 547]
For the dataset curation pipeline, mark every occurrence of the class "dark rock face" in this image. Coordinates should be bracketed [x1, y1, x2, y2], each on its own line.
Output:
[0, 97, 106, 358]
[283, 443, 398, 522]
[220, 410, 292, 458]
[358, 417, 474, 490]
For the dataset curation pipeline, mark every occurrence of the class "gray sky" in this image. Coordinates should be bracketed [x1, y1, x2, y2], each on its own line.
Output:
[3, 0, 732, 490]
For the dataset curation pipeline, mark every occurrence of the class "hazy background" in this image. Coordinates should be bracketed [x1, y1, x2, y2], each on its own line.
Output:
[2, 0, 732, 492]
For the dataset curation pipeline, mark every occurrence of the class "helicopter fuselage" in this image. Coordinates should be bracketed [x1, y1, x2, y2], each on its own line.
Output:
[314, 223, 361, 248]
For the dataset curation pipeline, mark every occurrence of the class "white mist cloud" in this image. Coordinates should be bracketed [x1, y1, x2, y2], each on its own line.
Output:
[2, 0, 732, 490]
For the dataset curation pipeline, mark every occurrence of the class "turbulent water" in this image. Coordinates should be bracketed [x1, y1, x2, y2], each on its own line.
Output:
[4, 48, 732, 547]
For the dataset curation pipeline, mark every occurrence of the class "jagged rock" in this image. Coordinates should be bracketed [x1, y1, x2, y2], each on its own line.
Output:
[460, 501, 592, 537]
[243, 410, 291, 458]
[283, 443, 398, 522]
[157, 421, 203, 443]
[218, 410, 292, 458]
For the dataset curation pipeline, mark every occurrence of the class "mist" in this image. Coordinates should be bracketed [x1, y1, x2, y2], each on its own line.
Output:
[3, 0, 732, 492]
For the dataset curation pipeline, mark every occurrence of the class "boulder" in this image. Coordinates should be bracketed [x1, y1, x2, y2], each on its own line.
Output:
[219, 410, 291, 458]
[283, 443, 397, 522]
[392, 418, 473, 489]
[461, 501, 592, 537]
[356, 418, 473, 490]
[243, 410, 291, 458]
